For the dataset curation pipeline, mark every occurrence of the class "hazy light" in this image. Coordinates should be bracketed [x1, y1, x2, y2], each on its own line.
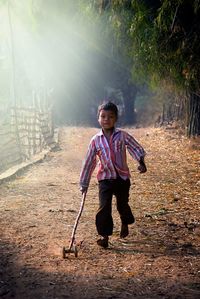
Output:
[0, 1, 114, 124]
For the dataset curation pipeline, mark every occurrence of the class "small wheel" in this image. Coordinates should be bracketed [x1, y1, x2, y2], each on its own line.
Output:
[62, 247, 66, 259]
[74, 245, 78, 258]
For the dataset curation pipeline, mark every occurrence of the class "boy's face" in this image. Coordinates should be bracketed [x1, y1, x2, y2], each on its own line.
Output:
[98, 109, 117, 130]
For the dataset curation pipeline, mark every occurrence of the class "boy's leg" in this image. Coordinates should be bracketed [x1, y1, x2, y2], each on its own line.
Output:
[96, 180, 114, 238]
[114, 177, 135, 237]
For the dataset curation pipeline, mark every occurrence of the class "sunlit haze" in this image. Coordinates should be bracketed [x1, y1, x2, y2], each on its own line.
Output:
[0, 0, 105, 124]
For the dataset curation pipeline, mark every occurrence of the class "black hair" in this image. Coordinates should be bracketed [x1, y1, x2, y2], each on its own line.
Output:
[97, 101, 118, 118]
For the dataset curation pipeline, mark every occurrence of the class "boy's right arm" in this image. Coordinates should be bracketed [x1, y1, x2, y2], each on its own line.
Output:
[80, 186, 88, 194]
[79, 139, 97, 193]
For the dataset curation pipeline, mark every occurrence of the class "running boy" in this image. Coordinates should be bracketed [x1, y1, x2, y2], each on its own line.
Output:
[80, 101, 147, 248]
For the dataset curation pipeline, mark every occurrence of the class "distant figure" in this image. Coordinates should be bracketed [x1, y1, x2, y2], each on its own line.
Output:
[79, 101, 147, 248]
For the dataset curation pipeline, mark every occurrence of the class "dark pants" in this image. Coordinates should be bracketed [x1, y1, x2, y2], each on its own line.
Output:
[96, 177, 135, 236]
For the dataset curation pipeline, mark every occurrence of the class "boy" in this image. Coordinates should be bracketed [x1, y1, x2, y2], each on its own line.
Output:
[80, 101, 147, 248]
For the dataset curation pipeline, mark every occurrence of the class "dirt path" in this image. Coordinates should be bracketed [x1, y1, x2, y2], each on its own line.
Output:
[0, 126, 200, 299]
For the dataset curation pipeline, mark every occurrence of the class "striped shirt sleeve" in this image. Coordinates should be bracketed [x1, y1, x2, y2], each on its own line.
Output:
[125, 132, 146, 161]
[80, 138, 97, 188]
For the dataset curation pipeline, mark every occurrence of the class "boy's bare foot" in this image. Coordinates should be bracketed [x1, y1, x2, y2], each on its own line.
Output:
[97, 236, 109, 248]
[120, 223, 129, 238]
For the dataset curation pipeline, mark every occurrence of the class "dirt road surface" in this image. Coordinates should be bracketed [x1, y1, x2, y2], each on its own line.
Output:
[0, 127, 200, 299]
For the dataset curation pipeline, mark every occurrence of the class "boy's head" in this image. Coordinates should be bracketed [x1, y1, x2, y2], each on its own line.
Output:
[97, 101, 118, 119]
[97, 101, 118, 130]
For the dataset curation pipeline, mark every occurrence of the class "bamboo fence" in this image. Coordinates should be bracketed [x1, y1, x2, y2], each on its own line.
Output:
[0, 106, 54, 174]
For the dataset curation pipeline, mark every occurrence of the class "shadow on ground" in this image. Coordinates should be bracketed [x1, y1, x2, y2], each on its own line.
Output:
[1, 238, 200, 299]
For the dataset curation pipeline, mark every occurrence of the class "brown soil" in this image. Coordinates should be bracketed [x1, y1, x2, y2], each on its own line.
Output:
[0, 126, 200, 299]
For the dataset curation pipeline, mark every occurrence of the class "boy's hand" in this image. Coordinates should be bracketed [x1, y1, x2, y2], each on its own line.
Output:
[138, 157, 147, 173]
[80, 186, 88, 194]
[138, 164, 147, 173]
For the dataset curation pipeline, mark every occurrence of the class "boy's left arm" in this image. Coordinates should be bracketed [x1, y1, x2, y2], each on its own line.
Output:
[138, 156, 147, 173]
[125, 132, 147, 173]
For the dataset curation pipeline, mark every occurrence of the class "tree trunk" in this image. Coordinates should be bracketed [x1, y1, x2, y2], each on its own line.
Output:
[122, 84, 137, 125]
[187, 92, 200, 137]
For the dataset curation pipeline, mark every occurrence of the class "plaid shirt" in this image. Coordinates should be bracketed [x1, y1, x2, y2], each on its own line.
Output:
[80, 128, 146, 188]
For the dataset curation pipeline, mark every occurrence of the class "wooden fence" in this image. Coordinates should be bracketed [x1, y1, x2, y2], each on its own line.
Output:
[0, 106, 55, 174]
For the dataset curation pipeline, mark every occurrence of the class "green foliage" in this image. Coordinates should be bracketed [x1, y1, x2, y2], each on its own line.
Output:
[97, 0, 199, 94]
[132, 1, 200, 92]
[0, 0, 199, 128]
